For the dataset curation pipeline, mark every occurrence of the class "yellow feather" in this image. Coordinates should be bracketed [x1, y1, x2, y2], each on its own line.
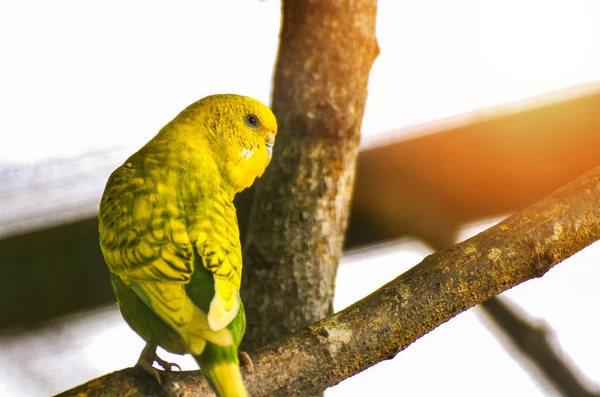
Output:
[98, 94, 277, 395]
[205, 362, 248, 397]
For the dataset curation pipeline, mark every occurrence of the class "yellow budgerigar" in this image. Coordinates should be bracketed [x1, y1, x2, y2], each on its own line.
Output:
[98, 94, 277, 396]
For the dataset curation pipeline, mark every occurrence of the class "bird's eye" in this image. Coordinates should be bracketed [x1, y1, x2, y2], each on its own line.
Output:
[244, 114, 259, 129]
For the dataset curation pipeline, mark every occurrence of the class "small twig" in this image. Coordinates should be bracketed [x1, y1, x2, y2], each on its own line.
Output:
[480, 297, 599, 397]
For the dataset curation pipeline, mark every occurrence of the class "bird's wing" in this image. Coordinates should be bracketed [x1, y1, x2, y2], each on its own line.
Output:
[99, 162, 194, 283]
[99, 162, 232, 354]
[188, 186, 243, 332]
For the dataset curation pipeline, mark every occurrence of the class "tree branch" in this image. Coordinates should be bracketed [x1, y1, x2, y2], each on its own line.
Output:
[480, 297, 599, 397]
[59, 164, 600, 396]
[241, 0, 379, 350]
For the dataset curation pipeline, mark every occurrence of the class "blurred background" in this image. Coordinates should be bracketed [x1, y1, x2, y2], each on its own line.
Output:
[1, 1, 599, 396]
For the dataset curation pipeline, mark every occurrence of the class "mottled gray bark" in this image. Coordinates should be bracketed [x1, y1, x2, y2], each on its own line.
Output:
[58, 163, 600, 397]
[240, 0, 379, 350]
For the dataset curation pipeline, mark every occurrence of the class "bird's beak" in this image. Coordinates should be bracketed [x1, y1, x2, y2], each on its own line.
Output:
[266, 132, 275, 160]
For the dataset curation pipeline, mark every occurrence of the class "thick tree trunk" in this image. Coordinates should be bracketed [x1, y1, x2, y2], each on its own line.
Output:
[241, 0, 379, 350]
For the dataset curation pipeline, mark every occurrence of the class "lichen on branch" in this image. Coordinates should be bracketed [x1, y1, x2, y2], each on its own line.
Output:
[59, 165, 600, 396]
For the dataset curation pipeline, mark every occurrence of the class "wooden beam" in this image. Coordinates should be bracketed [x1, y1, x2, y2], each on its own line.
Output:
[2, 85, 600, 328]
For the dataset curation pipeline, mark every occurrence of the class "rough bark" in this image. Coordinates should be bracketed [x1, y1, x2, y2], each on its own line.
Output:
[240, 0, 379, 350]
[58, 164, 600, 397]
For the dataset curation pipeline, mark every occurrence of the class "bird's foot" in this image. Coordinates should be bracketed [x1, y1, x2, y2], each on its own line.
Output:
[238, 351, 255, 373]
[136, 342, 181, 384]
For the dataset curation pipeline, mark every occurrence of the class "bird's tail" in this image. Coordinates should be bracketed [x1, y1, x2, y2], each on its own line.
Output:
[196, 342, 248, 397]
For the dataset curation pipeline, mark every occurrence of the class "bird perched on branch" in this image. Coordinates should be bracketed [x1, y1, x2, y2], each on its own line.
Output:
[98, 94, 277, 397]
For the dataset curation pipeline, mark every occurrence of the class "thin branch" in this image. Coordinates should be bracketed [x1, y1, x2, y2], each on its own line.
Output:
[480, 297, 599, 397]
[58, 165, 600, 396]
[401, 208, 597, 395]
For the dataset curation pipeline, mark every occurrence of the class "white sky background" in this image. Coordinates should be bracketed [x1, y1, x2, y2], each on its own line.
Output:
[0, 0, 599, 396]
[1, 0, 599, 162]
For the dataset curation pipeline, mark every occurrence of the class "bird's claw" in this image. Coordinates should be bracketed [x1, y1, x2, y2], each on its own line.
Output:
[136, 342, 181, 384]
[154, 356, 181, 372]
[136, 358, 163, 384]
[238, 351, 255, 373]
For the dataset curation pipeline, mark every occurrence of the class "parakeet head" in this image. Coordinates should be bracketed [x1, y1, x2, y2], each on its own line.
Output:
[174, 94, 278, 193]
